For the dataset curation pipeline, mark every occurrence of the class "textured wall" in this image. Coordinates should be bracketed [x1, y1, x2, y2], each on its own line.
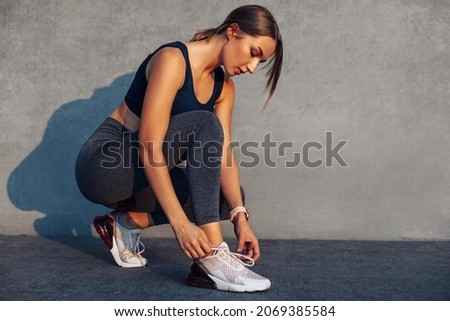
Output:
[1, 0, 449, 240]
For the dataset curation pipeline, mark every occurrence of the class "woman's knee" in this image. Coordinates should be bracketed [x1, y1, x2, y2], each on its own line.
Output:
[205, 112, 224, 143]
[191, 110, 224, 143]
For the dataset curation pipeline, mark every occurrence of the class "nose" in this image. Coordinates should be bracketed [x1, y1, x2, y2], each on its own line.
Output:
[246, 58, 260, 74]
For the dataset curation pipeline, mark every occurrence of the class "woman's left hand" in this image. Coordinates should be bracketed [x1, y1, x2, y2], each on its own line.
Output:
[233, 214, 260, 261]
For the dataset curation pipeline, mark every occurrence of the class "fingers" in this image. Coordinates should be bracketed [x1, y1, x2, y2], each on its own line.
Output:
[198, 229, 212, 254]
[182, 248, 193, 259]
[182, 244, 202, 259]
[185, 239, 211, 259]
[243, 241, 254, 256]
[178, 225, 212, 259]
[251, 241, 260, 261]
[237, 238, 246, 253]
[242, 240, 260, 261]
[189, 229, 212, 258]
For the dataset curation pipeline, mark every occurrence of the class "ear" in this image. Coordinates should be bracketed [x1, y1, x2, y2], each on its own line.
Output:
[226, 23, 241, 39]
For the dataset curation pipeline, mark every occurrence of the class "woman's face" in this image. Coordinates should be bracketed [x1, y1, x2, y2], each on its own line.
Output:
[222, 28, 276, 77]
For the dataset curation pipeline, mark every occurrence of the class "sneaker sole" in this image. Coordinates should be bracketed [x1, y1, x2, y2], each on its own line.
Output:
[93, 215, 147, 268]
[93, 216, 113, 250]
[186, 262, 270, 292]
[186, 261, 217, 289]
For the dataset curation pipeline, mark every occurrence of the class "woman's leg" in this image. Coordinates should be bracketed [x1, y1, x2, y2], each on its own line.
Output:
[199, 222, 224, 245]
[74, 117, 165, 267]
[95, 109, 225, 231]
[165, 111, 224, 225]
[110, 166, 190, 228]
[74, 115, 190, 224]
[161, 111, 226, 246]
[75, 112, 227, 263]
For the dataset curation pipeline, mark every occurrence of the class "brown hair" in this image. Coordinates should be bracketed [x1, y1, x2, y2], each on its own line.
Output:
[191, 5, 283, 109]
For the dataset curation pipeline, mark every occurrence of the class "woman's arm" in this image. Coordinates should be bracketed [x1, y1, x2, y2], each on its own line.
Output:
[139, 48, 211, 259]
[214, 76, 261, 261]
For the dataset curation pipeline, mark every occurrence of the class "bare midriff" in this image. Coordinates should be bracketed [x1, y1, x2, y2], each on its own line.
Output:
[109, 100, 140, 133]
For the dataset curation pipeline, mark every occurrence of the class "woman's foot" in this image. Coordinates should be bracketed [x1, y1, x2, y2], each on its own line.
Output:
[93, 212, 147, 268]
[186, 242, 271, 292]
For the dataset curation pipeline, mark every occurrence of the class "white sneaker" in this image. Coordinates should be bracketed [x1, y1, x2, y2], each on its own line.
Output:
[93, 212, 147, 268]
[186, 242, 271, 292]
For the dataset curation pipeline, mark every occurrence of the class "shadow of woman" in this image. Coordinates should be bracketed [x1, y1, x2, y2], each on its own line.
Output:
[7, 73, 134, 257]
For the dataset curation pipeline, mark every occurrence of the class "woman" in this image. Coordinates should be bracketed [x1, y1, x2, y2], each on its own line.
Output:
[75, 4, 283, 292]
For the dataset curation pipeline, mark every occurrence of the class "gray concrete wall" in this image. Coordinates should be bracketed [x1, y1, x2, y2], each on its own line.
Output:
[1, 0, 449, 240]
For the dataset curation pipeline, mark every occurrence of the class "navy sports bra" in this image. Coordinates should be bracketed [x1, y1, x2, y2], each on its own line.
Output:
[124, 41, 225, 118]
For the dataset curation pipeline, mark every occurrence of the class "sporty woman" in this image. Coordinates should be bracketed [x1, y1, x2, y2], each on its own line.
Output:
[75, 4, 283, 292]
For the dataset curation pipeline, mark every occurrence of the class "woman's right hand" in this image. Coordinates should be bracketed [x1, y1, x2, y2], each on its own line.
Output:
[172, 221, 212, 259]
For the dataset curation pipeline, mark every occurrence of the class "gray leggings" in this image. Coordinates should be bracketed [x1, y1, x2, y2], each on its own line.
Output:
[75, 110, 242, 226]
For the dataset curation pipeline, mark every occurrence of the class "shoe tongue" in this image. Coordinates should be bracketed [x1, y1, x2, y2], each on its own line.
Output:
[214, 242, 244, 269]
[213, 242, 229, 257]
[217, 242, 228, 249]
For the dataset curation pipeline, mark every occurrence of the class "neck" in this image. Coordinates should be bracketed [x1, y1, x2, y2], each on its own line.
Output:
[186, 35, 225, 75]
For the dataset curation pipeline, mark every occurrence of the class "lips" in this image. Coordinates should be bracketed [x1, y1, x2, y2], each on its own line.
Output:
[235, 68, 245, 76]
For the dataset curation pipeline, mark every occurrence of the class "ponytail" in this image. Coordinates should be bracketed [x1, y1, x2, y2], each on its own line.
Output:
[190, 28, 217, 42]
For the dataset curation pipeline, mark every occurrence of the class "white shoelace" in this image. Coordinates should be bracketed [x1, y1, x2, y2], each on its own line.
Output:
[119, 229, 146, 266]
[211, 243, 255, 267]
[123, 230, 145, 255]
[115, 214, 146, 261]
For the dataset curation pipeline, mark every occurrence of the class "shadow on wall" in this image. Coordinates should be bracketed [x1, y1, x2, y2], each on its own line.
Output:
[7, 73, 134, 237]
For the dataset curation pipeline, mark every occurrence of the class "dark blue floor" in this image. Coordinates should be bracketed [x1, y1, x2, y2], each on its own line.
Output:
[1, 235, 449, 300]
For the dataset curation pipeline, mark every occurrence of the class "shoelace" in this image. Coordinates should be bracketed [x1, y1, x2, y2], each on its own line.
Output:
[211, 244, 255, 267]
[115, 216, 146, 265]
[124, 230, 145, 255]
[120, 230, 146, 266]
[114, 213, 145, 254]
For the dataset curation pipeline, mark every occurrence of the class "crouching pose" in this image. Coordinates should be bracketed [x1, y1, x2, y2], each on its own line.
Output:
[75, 4, 283, 292]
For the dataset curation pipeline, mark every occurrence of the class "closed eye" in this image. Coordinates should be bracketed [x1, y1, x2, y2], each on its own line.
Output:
[252, 46, 266, 64]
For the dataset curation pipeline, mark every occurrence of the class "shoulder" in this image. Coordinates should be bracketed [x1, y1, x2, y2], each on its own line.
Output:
[145, 46, 186, 86]
[147, 46, 185, 69]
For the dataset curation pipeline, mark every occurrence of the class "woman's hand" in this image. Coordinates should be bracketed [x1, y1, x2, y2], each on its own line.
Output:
[233, 213, 260, 261]
[173, 221, 212, 259]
